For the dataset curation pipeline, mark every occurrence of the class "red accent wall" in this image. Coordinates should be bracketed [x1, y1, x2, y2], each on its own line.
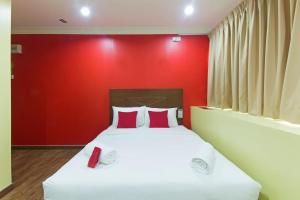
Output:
[12, 35, 209, 145]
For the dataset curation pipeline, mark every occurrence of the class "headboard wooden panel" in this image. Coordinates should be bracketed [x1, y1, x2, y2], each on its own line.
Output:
[109, 89, 183, 125]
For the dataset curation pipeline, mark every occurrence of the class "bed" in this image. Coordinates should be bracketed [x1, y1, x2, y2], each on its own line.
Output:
[43, 89, 261, 200]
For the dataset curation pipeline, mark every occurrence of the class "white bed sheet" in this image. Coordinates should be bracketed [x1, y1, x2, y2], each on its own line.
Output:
[43, 126, 261, 200]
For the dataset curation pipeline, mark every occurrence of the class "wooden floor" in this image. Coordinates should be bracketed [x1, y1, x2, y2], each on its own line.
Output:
[1, 149, 80, 200]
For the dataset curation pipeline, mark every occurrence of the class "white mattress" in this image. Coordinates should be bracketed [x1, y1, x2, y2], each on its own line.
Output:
[43, 126, 261, 200]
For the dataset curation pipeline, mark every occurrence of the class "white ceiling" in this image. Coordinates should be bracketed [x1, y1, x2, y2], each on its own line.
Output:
[12, 0, 243, 34]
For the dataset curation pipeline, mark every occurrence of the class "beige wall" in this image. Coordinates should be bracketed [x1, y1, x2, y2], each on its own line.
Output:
[0, 0, 11, 191]
[191, 107, 300, 200]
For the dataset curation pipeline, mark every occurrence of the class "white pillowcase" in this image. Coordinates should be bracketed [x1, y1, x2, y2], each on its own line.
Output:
[144, 107, 178, 127]
[112, 106, 146, 127]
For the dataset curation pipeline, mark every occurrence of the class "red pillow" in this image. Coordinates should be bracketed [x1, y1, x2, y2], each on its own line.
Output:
[117, 111, 138, 128]
[148, 111, 169, 128]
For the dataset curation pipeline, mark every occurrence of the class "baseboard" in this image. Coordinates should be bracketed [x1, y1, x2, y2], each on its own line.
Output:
[0, 184, 14, 198]
[12, 145, 84, 149]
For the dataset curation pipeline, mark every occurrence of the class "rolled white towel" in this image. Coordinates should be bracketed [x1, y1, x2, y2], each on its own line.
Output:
[191, 142, 216, 175]
[84, 141, 117, 165]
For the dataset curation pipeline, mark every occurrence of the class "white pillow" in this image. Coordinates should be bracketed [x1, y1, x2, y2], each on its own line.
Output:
[112, 106, 146, 127]
[145, 107, 178, 127]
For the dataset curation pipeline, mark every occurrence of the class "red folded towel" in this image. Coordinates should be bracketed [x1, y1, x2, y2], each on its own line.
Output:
[88, 147, 102, 168]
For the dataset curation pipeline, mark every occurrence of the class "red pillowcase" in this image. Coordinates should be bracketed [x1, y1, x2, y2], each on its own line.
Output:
[117, 111, 138, 128]
[148, 110, 169, 128]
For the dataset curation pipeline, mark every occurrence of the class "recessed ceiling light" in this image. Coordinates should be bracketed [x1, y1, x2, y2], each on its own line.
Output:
[184, 5, 194, 16]
[80, 6, 90, 17]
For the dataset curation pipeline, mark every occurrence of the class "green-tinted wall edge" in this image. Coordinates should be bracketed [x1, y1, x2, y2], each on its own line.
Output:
[0, 0, 12, 192]
[191, 107, 300, 200]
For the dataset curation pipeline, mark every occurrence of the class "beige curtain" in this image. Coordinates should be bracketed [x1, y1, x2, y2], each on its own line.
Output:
[208, 0, 300, 124]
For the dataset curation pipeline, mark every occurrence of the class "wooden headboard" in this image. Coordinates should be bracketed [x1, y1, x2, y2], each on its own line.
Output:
[109, 89, 183, 125]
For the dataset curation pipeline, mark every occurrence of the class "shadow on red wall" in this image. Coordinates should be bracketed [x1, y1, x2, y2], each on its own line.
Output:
[12, 34, 209, 145]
